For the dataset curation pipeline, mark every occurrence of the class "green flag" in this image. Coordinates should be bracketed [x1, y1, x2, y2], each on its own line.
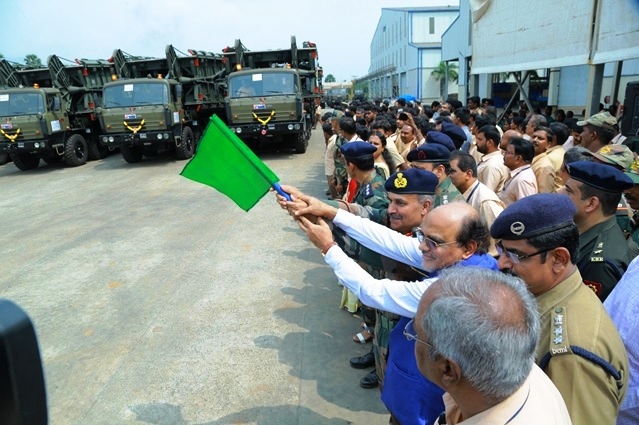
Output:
[180, 114, 281, 211]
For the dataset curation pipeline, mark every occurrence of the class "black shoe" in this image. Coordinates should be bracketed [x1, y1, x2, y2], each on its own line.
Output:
[359, 370, 379, 389]
[350, 351, 375, 369]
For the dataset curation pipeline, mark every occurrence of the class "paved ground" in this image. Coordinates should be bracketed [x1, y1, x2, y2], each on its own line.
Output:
[0, 129, 389, 425]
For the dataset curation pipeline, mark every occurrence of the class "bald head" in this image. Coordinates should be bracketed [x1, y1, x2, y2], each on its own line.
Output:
[431, 202, 490, 255]
[501, 129, 522, 150]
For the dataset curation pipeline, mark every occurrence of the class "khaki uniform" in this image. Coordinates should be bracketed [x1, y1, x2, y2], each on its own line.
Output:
[577, 216, 630, 301]
[531, 152, 557, 193]
[536, 269, 629, 425]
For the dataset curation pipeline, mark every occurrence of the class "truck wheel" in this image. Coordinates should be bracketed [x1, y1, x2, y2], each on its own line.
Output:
[121, 145, 143, 163]
[42, 155, 63, 164]
[64, 134, 88, 167]
[87, 140, 108, 160]
[175, 126, 195, 159]
[10, 152, 40, 171]
[293, 132, 308, 154]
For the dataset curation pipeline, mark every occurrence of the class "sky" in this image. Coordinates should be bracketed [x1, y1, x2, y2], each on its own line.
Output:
[0, 0, 458, 83]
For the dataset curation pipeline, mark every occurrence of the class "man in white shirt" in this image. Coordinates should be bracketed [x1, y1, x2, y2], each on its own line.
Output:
[475, 124, 509, 193]
[498, 137, 538, 206]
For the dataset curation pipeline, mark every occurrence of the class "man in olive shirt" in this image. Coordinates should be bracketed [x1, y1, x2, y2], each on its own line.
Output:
[559, 161, 634, 300]
[491, 193, 628, 425]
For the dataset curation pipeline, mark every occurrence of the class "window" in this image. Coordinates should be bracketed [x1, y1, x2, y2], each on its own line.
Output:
[429, 17, 435, 35]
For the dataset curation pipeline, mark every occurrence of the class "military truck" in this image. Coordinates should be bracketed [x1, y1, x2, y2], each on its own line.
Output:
[0, 57, 113, 171]
[96, 45, 226, 163]
[221, 36, 322, 154]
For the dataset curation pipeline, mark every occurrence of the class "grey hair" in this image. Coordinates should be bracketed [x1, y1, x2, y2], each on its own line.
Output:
[417, 194, 435, 210]
[420, 267, 540, 404]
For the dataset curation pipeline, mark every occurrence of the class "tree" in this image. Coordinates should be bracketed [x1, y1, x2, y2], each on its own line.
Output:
[24, 54, 42, 68]
[324, 74, 336, 83]
[431, 61, 458, 99]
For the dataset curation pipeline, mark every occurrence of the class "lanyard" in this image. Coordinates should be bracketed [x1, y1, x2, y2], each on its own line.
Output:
[465, 182, 480, 204]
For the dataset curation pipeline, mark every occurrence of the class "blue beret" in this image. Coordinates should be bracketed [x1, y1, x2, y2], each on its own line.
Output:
[385, 168, 438, 194]
[340, 141, 377, 161]
[490, 194, 576, 240]
[440, 121, 467, 148]
[406, 143, 451, 163]
[426, 131, 456, 152]
[566, 161, 634, 192]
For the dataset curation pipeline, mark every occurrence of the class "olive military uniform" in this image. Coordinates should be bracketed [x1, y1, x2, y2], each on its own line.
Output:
[434, 177, 463, 208]
[577, 216, 630, 301]
[536, 269, 629, 425]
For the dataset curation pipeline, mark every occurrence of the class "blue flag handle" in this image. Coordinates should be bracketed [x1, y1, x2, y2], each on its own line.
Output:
[272, 183, 292, 202]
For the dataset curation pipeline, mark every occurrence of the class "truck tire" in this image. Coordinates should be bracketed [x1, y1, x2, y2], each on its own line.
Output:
[87, 139, 108, 161]
[42, 155, 63, 164]
[175, 126, 195, 160]
[121, 145, 143, 163]
[10, 152, 40, 171]
[293, 132, 308, 154]
[64, 134, 88, 167]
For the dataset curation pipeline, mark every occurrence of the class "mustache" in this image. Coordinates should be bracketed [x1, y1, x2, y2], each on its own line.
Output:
[500, 268, 517, 277]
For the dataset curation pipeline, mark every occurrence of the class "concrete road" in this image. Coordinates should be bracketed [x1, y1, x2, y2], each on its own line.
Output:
[0, 130, 390, 425]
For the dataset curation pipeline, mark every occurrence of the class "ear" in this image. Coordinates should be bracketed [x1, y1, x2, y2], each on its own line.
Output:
[550, 247, 571, 273]
[421, 199, 433, 215]
[460, 239, 478, 259]
[439, 357, 463, 389]
[584, 196, 600, 213]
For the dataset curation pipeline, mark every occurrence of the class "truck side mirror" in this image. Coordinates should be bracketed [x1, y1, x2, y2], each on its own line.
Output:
[0, 299, 48, 425]
[53, 97, 61, 111]
[176, 84, 183, 99]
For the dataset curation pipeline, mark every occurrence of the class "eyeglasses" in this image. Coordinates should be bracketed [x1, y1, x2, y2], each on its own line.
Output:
[495, 241, 554, 265]
[403, 319, 433, 348]
[413, 227, 458, 250]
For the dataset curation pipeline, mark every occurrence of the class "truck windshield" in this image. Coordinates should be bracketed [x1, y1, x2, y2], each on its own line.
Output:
[0, 93, 45, 116]
[103, 82, 169, 107]
[229, 72, 296, 98]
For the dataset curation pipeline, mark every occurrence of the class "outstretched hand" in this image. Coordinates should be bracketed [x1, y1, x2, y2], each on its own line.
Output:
[296, 215, 334, 251]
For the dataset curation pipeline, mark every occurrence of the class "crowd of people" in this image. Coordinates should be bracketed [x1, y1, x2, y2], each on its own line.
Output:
[275, 95, 639, 424]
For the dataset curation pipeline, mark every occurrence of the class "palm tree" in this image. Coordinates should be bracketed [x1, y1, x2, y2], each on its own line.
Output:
[24, 54, 42, 68]
[431, 61, 458, 98]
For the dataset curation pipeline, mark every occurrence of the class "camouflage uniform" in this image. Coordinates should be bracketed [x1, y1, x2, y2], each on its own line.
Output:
[434, 177, 463, 208]
[332, 136, 349, 198]
[617, 211, 639, 260]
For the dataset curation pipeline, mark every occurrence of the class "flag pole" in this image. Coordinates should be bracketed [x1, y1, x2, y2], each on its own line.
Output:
[272, 182, 291, 201]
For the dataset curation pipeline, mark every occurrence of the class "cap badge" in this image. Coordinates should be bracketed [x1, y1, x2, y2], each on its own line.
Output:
[510, 221, 525, 236]
[394, 172, 408, 189]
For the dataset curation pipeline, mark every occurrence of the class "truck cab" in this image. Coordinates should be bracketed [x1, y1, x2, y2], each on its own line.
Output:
[222, 37, 321, 154]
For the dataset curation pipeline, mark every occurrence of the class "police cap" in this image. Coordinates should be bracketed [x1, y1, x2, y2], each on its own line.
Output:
[406, 143, 451, 163]
[426, 131, 456, 152]
[566, 160, 634, 192]
[440, 121, 467, 149]
[490, 193, 576, 240]
[340, 141, 377, 161]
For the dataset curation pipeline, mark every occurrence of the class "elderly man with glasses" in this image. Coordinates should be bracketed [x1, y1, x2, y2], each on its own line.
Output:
[490, 193, 629, 425]
[279, 186, 497, 425]
[410, 267, 572, 424]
